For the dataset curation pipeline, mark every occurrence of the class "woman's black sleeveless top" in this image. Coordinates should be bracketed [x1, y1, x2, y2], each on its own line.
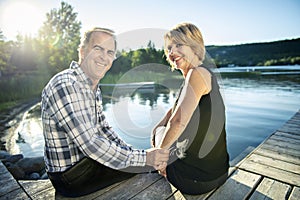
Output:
[168, 66, 229, 181]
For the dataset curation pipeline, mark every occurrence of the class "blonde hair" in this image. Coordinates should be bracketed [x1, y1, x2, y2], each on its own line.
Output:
[78, 27, 116, 63]
[164, 23, 205, 70]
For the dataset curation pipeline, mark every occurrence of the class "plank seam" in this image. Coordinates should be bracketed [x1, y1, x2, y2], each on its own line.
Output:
[128, 176, 164, 199]
[243, 174, 263, 200]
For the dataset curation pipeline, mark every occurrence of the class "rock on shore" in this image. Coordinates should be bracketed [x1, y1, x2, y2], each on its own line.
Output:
[0, 150, 47, 180]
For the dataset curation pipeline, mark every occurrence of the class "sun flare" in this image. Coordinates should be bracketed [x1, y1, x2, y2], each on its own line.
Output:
[0, 1, 44, 39]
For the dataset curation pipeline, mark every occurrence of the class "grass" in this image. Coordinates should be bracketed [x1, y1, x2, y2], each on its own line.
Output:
[0, 100, 20, 112]
[0, 71, 50, 112]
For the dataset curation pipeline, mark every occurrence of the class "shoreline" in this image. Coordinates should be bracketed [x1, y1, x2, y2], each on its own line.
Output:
[0, 98, 47, 181]
[0, 98, 40, 151]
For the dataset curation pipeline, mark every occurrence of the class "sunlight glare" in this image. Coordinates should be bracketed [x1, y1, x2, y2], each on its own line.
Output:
[0, 1, 44, 39]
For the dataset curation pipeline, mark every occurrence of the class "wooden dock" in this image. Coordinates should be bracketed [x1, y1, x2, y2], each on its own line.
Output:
[1, 110, 300, 199]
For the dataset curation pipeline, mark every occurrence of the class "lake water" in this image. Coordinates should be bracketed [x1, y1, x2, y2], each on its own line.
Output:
[7, 65, 300, 161]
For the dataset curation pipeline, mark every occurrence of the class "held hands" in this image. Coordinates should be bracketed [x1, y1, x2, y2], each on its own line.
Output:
[146, 148, 169, 171]
[158, 168, 167, 177]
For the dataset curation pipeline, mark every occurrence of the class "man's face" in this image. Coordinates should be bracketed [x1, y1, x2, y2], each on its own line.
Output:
[80, 32, 116, 85]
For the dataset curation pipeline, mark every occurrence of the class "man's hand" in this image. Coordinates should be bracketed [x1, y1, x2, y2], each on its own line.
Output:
[158, 167, 167, 177]
[146, 148, 169, 171]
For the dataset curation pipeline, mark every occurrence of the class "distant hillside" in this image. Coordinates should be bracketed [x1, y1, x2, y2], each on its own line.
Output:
[206, 38, 300, 67]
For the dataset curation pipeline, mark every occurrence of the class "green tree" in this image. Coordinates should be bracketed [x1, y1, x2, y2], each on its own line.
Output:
[131, 49, 145, 67]
[110, 50, 132, 74]
[38, 1, 81, 74]
[10, 34, 38, 74]
[0, 30, 14, 75]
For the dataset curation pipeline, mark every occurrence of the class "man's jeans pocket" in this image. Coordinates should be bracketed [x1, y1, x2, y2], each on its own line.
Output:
[62, 157, 97, 185]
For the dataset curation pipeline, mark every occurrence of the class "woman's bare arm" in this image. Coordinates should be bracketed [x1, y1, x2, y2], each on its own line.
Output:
[159, 67, 212, 149]
[151, 108, 172, 147]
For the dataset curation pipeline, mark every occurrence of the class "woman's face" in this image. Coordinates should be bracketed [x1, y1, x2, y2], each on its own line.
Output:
[165, 38, 200, 71]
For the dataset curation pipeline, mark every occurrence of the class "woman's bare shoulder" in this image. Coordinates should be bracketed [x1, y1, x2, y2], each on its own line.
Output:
[188, 67, 211, 82]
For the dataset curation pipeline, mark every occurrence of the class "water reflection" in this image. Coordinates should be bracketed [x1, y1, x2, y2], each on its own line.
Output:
[7, 103, 43, 157]
[102, 85, 177, 108]
[102, 85, 180, 148]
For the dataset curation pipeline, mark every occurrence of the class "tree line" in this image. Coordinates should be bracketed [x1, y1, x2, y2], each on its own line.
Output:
[206, 38, 300, 67]
[0, 1, 299, 106]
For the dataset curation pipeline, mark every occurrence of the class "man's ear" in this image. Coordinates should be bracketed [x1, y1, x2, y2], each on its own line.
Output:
[80, 48, 85, 61]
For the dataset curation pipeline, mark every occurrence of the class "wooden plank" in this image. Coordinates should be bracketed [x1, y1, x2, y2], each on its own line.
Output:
[279, 124, 300, 130]
[289, 186, 300, 200]
[19, 179, 55, 199]
[0, 189, 30, 200]
[0, 160, 8, 174]
[274, 131, 300, 141]
[288, 117, 300, 123]
[260, 143, 300, 157]
[265, 138, 300, 151]
[254, 147, 300, 165]
[30, 187, 54, 199]
[130, 177, 177, 200]
[207, 169, 261, 200]
[171, 182, 217, 200]
[176, 186, 217, 200]
[239, 159, 300, 187]
[283, 120, 300, 126]
[249, 177, 291, 200]
[279, 115, 300, 128]
[278, 126, 300, 135]
[19, 179, 53, 194]
[19, 177, 125, 199]
[271, 134, 300, 145]
[94, 173, 162, 200]
[0, 170, 20, 196]
[244, 153, 300, 174]
[170, 190, 213, 200]
[0, 161, 29, 199]
[285, 120, 300, 127]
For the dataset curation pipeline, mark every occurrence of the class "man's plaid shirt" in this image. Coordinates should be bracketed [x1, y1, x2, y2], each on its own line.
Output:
[41, 61, 146, 173]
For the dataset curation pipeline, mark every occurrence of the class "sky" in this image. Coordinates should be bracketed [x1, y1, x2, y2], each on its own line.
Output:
[0, 0, 299, 49]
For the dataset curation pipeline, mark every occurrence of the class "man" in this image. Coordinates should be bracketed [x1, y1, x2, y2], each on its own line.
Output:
[41, 27, 169, 197]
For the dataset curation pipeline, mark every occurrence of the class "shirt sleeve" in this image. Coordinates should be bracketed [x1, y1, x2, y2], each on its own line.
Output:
[98, 110, 133, 149]
[44, 79, 146, 169]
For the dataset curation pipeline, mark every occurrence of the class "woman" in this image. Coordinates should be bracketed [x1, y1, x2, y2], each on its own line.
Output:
[152, 23, 229, 195]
